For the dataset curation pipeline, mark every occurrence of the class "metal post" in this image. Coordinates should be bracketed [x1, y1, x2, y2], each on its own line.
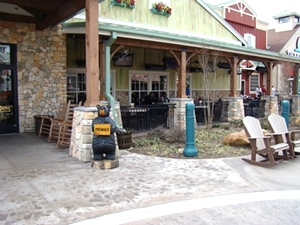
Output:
[183, 102, 198, 157]
[281, 100, 290, 128]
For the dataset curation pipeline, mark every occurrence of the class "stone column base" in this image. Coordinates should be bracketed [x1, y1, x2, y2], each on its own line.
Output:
[224, 97, 244, 121]
[169, 98, 194, 130]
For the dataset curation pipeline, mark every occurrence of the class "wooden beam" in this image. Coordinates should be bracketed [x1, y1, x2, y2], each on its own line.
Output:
[0, 12, 37, 24]
[108, 37, 285, 65]
[99, 42, 105, 100]
[84, 0, 99, 107]
[169, 50, 181, 66]
[110, 45, 124, 60]
[264, 62, 273, 95]
[229, 57, 238, 97]
[177, 50, 187, 98]
[36, 0, 85, 30]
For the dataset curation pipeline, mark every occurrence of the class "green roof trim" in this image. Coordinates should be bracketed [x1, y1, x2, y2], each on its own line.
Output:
[273, 10, 300, 19]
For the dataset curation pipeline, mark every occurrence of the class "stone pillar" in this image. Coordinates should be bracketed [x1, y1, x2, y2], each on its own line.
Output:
[170, 98, 194, 130]
[69, 104, 120, 163]
[261, 95, 279, 116]
[291, 95, 300, 114]
[224, 97, 244, 121]
[69, 106, 96, 162]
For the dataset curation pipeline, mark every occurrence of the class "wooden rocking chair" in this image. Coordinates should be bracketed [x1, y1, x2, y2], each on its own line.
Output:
[39, 101, 70, 137]
[55, 101, 82, 148]
[48, 101, 82, 143]
[242, 116, 291, 167]
[268, 113, 298, 157]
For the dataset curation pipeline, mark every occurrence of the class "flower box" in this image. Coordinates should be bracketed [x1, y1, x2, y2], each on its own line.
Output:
[111, 0, 135, 9]
[150, 7, 171, 17]
[151, 2, 172, 17]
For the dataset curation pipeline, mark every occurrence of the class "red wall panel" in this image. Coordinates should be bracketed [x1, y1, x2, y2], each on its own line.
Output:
[227, 21, 266, 50]
[225, 9, 256, 27]
[255, 29, 267, 50]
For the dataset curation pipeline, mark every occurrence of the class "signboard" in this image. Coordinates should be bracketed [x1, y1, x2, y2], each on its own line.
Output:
[94, 123, 111, 136]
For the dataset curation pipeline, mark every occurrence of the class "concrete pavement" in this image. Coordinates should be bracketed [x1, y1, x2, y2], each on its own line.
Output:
[0, 132, 300, 225]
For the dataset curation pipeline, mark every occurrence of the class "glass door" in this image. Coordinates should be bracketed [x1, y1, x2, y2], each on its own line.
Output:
[67, 73, 86, 104]
[0, 43, 18, 134]
[131, 73, 148, 105]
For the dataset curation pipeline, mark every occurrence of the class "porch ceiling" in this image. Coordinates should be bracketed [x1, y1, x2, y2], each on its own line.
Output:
[0, 0, 85, 30]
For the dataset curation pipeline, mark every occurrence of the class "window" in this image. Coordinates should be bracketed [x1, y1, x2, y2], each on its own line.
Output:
[294, 16, 299, 23]
[130, 71, 168, 105]
[131, 73, 148, 105]
[67, 73, 86, 104]
[249, 74, 259, 93]
[0, 44, 11, 65]
[279, 16, 289, 24]
[244, 33, 256, 48]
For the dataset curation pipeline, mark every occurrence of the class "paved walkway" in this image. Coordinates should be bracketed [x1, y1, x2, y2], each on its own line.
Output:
[1, 133, 300, 225]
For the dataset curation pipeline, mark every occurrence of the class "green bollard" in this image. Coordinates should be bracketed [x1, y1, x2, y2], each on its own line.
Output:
[281, 100, 290, 128]
[183, 102, 198, 157]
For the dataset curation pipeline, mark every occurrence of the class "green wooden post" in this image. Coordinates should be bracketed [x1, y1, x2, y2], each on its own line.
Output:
[183, 102, 198, 157]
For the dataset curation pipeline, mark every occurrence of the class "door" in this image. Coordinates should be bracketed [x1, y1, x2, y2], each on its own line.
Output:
[0, 43, 19, 134]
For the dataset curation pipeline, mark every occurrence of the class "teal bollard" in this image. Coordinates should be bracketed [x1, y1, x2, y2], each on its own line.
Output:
[281, 100, 290, 128]
[183, 102, 198, 157]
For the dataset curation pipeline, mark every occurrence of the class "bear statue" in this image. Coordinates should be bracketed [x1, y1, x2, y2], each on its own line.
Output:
[92, 104, 117, 160]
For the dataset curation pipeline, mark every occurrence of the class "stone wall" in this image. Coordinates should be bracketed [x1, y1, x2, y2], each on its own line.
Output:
[0, 21, 67, 132]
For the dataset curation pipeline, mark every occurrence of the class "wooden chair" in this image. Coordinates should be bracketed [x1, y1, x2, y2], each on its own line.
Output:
[56, 121, 73, 148]
[39, 101, 70, 137]
[268, 113, 298, 157]
[56, 101, 82, 148]
[242, 116, 291, 167]
[48, 101, 81, 142]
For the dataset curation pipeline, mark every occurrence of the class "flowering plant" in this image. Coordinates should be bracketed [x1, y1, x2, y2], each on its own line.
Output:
[152, 2, 172, 15]
[115, 0, 135, 7]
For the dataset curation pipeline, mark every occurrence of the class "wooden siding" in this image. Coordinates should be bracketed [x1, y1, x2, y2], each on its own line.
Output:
[227, 21, 266, 50]
[97, 0, 239, 42]
[256, 29, 267, 50]
[224, 2, 256, 28]
[225, 9, 255, 27]
[227, 21, 255, 36]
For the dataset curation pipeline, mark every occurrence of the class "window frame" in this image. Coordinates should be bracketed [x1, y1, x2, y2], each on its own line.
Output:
[249, 73, 260, 94]
[129, 70, 169, 105]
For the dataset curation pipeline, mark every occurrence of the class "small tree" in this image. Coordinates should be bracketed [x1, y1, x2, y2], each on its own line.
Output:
[196, 49, 220, 128]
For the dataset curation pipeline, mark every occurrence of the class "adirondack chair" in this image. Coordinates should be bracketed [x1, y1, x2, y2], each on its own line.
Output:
[48, 101, 82, 142]
[55, 101, 82, 147]
[268, 113, 298, 157]
[242, 116, 291, 167]
[39, 101, 70, 137]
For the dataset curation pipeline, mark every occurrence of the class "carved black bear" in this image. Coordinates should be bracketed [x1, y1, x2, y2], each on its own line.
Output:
[92, 105, 116, 160]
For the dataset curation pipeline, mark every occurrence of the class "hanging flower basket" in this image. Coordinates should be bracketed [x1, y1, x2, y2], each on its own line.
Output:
[111, 0, 135, 9]
[151, 2, 172, 17]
